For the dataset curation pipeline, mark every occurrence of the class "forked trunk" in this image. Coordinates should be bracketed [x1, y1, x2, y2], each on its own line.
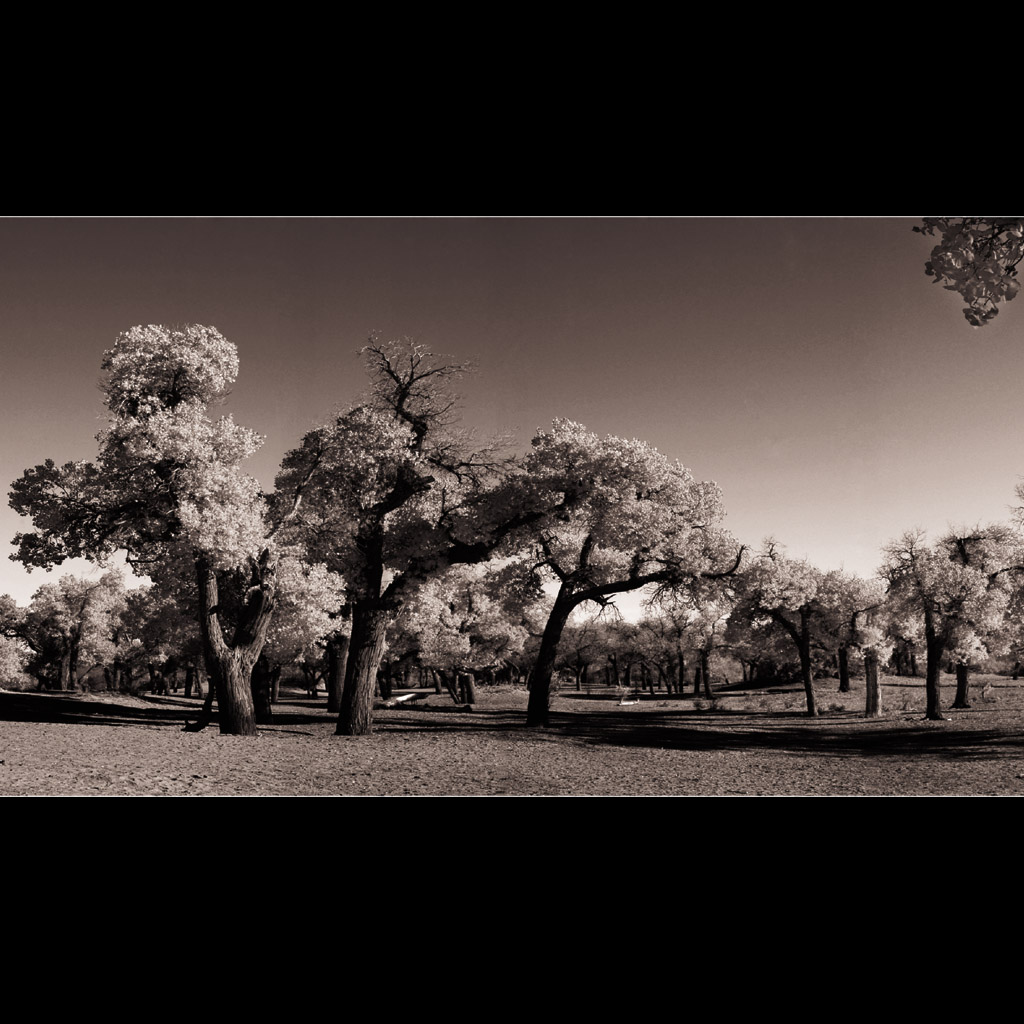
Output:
[215, 652, 260, 735]
[192, 556, 276, 736]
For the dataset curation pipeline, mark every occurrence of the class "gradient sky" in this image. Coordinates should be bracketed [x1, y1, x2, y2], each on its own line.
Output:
[3, 216, 1023, 608]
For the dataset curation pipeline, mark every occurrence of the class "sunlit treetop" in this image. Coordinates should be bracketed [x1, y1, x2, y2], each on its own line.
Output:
[915, 218, 1024, 327]
[100, 324, 240, 417]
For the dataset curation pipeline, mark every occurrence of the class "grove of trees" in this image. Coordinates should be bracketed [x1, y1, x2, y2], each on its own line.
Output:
[6, 218, 1024, 739]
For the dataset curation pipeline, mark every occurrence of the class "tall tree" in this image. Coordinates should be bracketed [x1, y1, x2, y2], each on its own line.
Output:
[274, 337, 553, 736]
[9, 324, 279, 735]
[506, 420, 743, 726]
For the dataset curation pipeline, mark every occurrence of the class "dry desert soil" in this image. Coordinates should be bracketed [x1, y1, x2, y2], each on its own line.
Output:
[2, 673, 1024, 796]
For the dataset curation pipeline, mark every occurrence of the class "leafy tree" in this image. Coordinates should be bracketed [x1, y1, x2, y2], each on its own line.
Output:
[812, 571, 885, 693]
[915, 218, 1024, 326]
[0, 634, 34, 689]
[258, 556, 346, 706]
[274, 337, 574, 735]
[879, 525, 1022, 720]
[9, 325, 279, 734]
[0, 572, 129, 690]
[508, 419, 743, 726]
[732, 544, 840, 716]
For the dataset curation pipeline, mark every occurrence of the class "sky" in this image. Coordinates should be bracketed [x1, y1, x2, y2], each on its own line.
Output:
[2, 215, 1023, 610]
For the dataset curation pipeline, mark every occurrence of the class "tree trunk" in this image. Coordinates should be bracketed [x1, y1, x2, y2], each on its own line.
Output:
[214, 652, 260, 735]
[193, 556, 277, 736]
[526, 589, 576, 727]
[952, 663, 971, 709]
[837, 646, 851, 693]
[799, 633, 817, 716]
[251, 654, 273, 724]
[460, 672, 477, 705]
[184, 664, 196, 698]
[924, 616, 945, 721]
[379, 660, 394, 701]
[864, 649, 882, 717]
[270, 667, 282, 704]
[327, 634, 350, 713]
[336, 604, 389, 736]
[59, 650, 72, 691]
[701, 650, 713, 699]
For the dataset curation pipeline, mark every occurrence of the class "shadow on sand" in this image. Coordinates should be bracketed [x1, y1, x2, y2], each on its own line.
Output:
[3, 688, 1020, 762]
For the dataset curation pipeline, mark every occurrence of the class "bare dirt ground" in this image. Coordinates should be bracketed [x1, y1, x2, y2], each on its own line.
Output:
[2, 672, 1023, 796]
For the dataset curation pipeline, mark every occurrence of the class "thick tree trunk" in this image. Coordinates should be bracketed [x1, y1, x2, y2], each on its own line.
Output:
[837, 646, 851, 693]
[184, 664, 196, 698]
[460, 672, 477, 705]
[193, 556, 277, 736]
[336, 604, 389, 736]
[952, 663, 971, 709]
[701, 650, 713, 699]
[251, 654, 273, 724]
[215, 652, 260, 735]
[526, 589, 576, 727]
[327, 634, 350, 713]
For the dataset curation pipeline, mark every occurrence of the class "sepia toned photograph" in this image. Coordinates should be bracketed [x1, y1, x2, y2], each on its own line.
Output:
[2, 215, 1023, 797]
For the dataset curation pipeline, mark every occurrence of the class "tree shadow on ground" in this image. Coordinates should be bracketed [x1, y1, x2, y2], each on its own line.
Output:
[375, 702, 1024, 761]
[0, 690, 204, 727]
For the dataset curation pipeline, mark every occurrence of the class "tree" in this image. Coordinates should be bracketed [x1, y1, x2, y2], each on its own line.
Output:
[879, 525, 1022, 720]
[0, 634, 34, 690]
[732, 544, 840, 717]
[273, 337, 575, 736]
[507, 420, 743, 726]
[915, 218, 1024, 327]
[812, 571, 885, 693]
[1, 572, 128, 690]
[9, 325, 279, 735]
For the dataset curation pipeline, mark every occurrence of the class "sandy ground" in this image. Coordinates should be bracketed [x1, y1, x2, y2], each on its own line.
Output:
[2, 674, 1023, 796]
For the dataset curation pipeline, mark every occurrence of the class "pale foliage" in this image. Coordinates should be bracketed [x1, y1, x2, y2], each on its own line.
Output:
[262, 556, 346, 666]
[11, 324, 270, 583]
[0, 635, 33, 688]
[516, 419, 735, 600]
[880, 525, 1023, 666]
[392, 563, 532, 673]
